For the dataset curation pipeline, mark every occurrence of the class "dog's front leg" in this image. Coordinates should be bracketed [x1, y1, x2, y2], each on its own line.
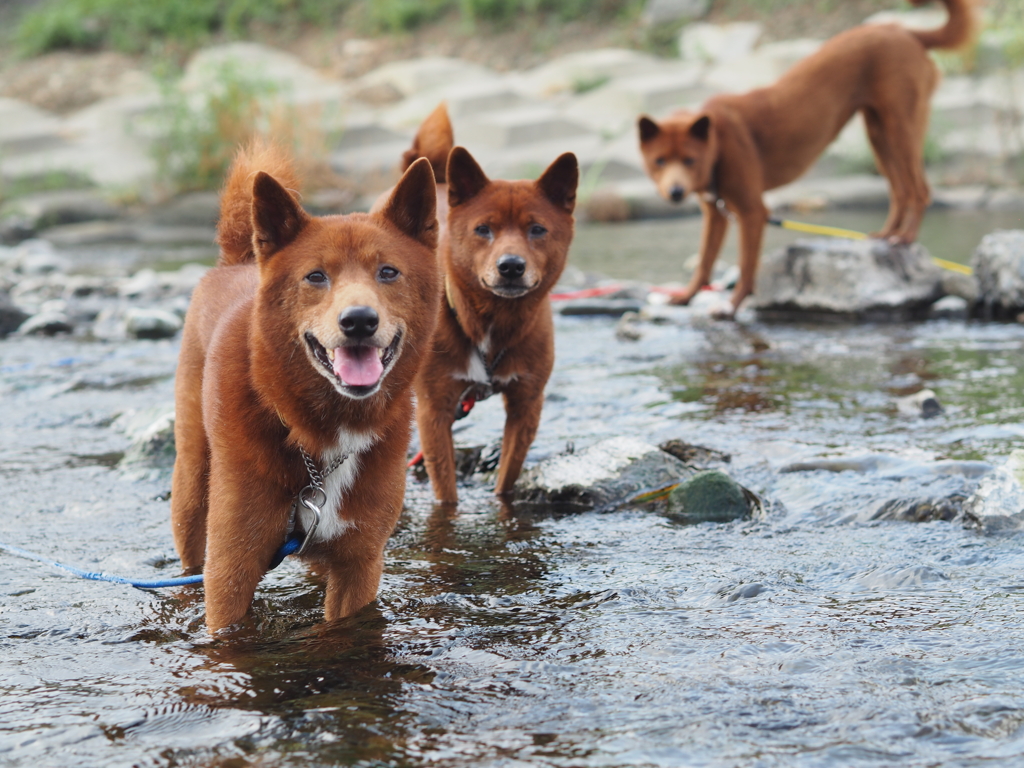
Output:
[203, 472, 291, 631]
[671, 199, 728, 305]
[417, 388, 460, 504]
[724, 203, 768, 317]
[322, 547, 385, 622]
[495, 381, 545, 496]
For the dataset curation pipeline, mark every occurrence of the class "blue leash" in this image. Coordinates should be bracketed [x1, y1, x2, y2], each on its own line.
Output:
[0, 535, 302, 589]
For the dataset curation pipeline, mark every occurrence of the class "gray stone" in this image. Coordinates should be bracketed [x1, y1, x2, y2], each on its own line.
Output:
[144, 191, 220, 227]
[665, 469, 752, 524]
[871, 496, 964, 523]
[558, 297, 645, 317]
[458, 107, 593, 150]
[895, 388, 943, 418]
[18, 310, 73, 336]
[643, 0, 709, 24]
[929, 294, 969, 320]
[42, 221, 138, 247]
[615, 311, 643, 341]
[518, 49, 662, 98]
[0, 189, 118, 236]
[514, 436, 694, 510]
[971, 230, 1024, 320]
[358, 57, 497, 99]
[124, 308, 183, 340]
[11, 238, 70, 276]
[119, 409, 176, 470]
[961, 450, 1024, 533]
[0, 98, 64, 156]
[753, 238, 945, 322]
[0, 291, 30, 338]
[679, 22, 763, 64]
[659, 439, 731, 467]
[940, 270, 978, 303]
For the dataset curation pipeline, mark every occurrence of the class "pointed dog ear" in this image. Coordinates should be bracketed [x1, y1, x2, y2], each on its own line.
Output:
[689, 115, 712, 141]
[447, 146, 490, 208]
[536, 152, 578, 213]
[251, 171, 309, 262]
[380, 157, 438, 250]
[638, 115, 661, 143]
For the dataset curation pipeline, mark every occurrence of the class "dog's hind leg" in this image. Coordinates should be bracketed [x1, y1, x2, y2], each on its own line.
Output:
[864, 107, 908, 240]
[171, 346, 210, 571]
[866, 96, 933, 244]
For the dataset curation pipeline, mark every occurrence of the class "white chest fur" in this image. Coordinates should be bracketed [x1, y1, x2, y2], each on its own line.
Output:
[453, 331, 492, 384]
[306, 428, 377, 543]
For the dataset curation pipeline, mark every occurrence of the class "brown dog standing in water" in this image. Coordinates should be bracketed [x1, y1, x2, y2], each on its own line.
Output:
[171, 141, 439, 631]
[398, 106, 578, 504]
[638, 0, 975, 317]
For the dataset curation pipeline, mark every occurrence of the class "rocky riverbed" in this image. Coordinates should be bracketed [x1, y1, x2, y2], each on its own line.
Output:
[4, 5, 1024, 764]
[5, 220, 1024, 764]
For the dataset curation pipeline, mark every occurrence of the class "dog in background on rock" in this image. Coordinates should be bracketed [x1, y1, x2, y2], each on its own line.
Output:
[395, 104, 579, 505]
[637, 0, 976, 318]
[171, 140, 440, 631]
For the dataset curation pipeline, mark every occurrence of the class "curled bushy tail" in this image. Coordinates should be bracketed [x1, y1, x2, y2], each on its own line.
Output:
[909, 0, 976, 50]
[216, 139, 303, 266]
[401, 102, 454, 184]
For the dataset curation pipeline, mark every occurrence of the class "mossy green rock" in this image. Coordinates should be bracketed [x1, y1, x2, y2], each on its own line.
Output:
[665, 470, 750, 524]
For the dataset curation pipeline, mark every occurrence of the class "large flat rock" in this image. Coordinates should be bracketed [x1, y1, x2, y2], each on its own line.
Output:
[514, 437, 693, 510]
[971, 229, 1024, 320]
[753, 237, 945, 322]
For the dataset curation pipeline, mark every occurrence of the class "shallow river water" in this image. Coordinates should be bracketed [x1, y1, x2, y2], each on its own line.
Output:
[4, 216, 1024, 767]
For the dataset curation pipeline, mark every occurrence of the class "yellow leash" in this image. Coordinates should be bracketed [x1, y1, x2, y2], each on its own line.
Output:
[766, 217, 973, 276]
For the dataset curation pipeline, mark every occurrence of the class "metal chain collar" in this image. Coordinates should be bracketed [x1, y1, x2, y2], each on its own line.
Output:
[290, 446, 349, 556]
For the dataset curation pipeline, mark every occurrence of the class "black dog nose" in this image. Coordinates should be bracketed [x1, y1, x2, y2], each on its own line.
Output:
[339, 306, 378, 339]
[497, 254, 526, 279]
[670, 186, 685, 203]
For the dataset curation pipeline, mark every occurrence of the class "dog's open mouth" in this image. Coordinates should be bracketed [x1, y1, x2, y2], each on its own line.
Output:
[304, 331, 401, 395]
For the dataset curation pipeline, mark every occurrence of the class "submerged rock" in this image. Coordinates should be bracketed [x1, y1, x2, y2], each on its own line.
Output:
[18, 310, 73, 336]
[971, 230, 1024, 320]
[871, 496, 965, 522]
[124, 307, 183, 340]
[962, 449, 1024, 532]
[514, 436, 693, 510]
[895, 389, 943, 418]
[0, 291, 30, 338]
[753, 237, 944, 322]
[665, 470, 752, 524]
[658, 439, 731, 467]
[119, 409, 176, 472]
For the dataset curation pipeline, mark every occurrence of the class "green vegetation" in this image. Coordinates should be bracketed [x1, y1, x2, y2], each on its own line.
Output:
[14, 0, 641, 55]
[147, 61, 335, 196]
[14, 0, 344, 56]
[0, 170, 94, 205]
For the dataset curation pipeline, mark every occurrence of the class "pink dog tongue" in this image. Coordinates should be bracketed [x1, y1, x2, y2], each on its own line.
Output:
[334, 346, 383, 387]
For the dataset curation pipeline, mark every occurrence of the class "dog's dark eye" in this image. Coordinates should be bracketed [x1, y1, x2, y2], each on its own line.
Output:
[305, 270, 328, 285]
[378, 265, 400, 282]
[474, 224, 492, 238]
[529, 224, 547, 238]
[682, 157, 695, 167]
[655, 157, 667, 167]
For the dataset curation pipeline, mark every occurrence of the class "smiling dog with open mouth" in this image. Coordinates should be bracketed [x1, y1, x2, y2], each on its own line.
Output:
[171, 140, 439, 631]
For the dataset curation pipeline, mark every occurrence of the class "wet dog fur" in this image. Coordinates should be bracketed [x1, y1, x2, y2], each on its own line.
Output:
[171, 140, 440, 631]
[638, 0, 976, 317]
